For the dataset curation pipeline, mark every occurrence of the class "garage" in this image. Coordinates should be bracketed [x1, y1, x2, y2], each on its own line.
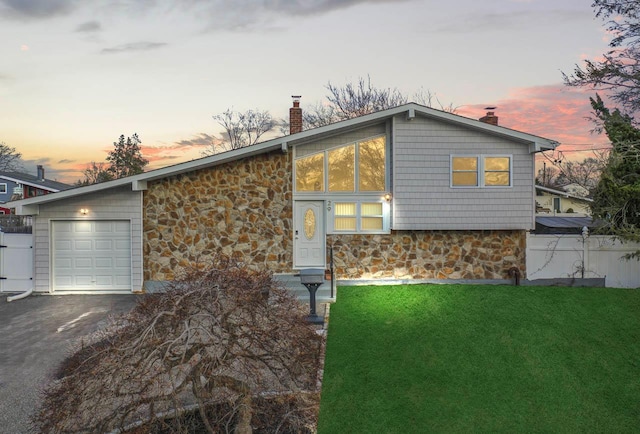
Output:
[52, 220, 132, 292]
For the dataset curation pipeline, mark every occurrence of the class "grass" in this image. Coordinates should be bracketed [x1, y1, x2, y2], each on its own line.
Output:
[317, 284, 640, 434]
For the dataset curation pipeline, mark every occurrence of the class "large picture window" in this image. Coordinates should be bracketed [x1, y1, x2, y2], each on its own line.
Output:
[451, 155, 512, 188]
[295, 135, 386, 193]
[295, 153, 324, 192]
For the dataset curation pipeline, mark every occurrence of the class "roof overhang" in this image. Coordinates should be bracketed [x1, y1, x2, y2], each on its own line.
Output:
[0, 175, 63, 192]
[10, 102, 558, 214]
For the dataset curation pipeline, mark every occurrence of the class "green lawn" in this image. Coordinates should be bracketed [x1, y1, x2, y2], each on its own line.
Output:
[318, 284, 640, 433]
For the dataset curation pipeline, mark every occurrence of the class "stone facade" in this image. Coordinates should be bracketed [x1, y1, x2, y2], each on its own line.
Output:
[143, 150, 526, 283]
[143, 151, 294, 281]
[327, 230, 526, 280]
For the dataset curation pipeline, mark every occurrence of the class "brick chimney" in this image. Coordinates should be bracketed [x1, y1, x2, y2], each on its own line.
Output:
[479, 107, 498, 126]
[289, 95, 302, 134]
[37, 165, 45, 180]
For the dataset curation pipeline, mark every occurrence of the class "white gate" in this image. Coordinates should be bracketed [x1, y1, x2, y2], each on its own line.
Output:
[527, 233, 640, 288]
[0, 232, 33, 292]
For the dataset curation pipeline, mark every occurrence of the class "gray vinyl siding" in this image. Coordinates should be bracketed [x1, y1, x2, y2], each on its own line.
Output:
[295, 124, 387, 157]
[32, 186, 143, 293]
[392, 114, 535, 230]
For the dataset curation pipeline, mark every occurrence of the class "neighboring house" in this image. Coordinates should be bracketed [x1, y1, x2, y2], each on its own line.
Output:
[0, 165, 72, 214]
[535, 185, 593, 216]
[11, 102, 556, 294]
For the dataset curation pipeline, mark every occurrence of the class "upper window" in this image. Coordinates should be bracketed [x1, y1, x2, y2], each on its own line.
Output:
[295, 136, 386, 193]
[451, 155, 511, 188]
[0, 184, 6, 194]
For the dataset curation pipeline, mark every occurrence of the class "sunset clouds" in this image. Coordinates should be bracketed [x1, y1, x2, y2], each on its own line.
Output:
[1, 0, 611, 183]
[458, 84, 610, 147]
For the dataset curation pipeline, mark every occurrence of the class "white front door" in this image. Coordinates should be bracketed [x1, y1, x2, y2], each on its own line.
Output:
[294, 201, 325, 268]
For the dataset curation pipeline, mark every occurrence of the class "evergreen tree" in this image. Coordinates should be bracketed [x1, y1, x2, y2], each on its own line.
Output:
[590, 95, 640, 258]
[106, 133, 148, 178]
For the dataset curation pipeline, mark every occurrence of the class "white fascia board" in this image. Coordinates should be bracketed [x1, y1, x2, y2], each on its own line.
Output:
[535, 185, 593, 202]
[13, 203, 39, 215]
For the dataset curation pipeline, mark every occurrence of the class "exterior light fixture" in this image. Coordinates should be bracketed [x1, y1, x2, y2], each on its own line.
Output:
[383, 193, 392, 202]
[80, 208, 89, 216]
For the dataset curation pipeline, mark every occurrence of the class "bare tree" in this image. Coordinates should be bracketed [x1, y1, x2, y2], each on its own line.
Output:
[539, 151, 609, 194]
[0, 142, 24, 172]
[75, 161, 114, 186]
[35, 258, 322, 433]
[302, 76, 455, 130]
[412, 87, 459, 113]
[204, 109, 277, 155]
[325, 75, 407, 120]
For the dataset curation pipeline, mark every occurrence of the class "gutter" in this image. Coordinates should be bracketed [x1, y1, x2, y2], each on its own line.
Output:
[6, 287, 33, 302]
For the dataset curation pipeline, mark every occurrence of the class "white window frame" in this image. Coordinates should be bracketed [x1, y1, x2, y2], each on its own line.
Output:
[328, 199, 390, 234]
[0, 183, 6, 194]
[294, 135, 387, 194]
[450, 154, 512, 188]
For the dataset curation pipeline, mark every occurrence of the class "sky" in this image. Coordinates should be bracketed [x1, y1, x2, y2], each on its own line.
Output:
[1, 0, 614, 184]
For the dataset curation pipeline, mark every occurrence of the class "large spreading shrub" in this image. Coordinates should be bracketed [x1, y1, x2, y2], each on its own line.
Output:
[35, 258, 323, 433]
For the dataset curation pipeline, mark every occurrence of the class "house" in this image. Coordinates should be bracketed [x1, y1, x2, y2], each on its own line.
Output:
[10, 101, 556, 294]
[535, 185, 593, 216]
[0, 165, 71, 214]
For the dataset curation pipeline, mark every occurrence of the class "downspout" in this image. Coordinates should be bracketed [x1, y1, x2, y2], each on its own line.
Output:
[7, 287, 33, 302]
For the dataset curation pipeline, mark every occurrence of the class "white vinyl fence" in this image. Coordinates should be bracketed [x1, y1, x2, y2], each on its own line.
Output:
[527, 233, 640, 288]
[0, 232, 33, 292]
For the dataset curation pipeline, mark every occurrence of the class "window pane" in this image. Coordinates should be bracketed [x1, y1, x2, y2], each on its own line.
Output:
[452, 172, 478, 186]
[362, 217, 383, 230]
[359, 137, 386, 191]
[452, 157, 477, 171]
[329, 145, 355, 192]
[295, 153, 324, 192]
[485, 157, 509, 171]
[485, 172, 510, 186]
[335, 217, 356, 231]
[303, 208, 316, 240]
[361, 202, 382, 216]
[335, 202, 356, 216]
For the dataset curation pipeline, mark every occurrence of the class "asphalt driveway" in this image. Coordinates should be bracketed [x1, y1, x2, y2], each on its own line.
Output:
[0, 294, 139, 433]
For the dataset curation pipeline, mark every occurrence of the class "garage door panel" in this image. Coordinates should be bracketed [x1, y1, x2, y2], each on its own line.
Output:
[95, 257, 113, 268]
[95, 240, 113, 250]
[52, 220, 131, 292]
[95, 275, 114, 286]
[56, 258, 73, 268]
[56, 240, 73, 251]
[74, 222, 92, 233]
[75, 257, 93, 268]
[74, 240, 93, 250]
[95, 222, 115, 232]
[74, 275, 93, 285]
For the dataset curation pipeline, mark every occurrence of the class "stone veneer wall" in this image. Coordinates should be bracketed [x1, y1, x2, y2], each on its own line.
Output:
[327, 230, 526, 280]
[143, 151, 294, 281]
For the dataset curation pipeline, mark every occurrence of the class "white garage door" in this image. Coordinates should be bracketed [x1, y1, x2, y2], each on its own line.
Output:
[52, 220, 132, 292]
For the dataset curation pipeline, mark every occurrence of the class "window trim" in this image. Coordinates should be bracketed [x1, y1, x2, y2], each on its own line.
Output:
[328, 199, 390, 234]
[0, 183, 6, 194]
[450, 154, 512, 188]
[294, 134, 387, 194]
